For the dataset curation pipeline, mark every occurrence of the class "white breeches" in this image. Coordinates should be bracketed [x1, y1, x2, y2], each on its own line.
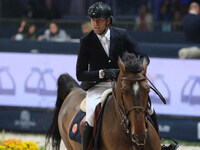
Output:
[86, 82, 112, 127]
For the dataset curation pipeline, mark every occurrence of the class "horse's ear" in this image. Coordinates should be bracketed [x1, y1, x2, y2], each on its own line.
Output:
[118, 57, 125, 72]
[142, 57, 149, 75]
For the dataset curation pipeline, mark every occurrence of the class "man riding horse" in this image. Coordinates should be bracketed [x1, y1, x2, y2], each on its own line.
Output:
[76, 2, 179, 150]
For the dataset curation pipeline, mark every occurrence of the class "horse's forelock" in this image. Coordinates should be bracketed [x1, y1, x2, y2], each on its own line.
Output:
[122, 53, 142, 74]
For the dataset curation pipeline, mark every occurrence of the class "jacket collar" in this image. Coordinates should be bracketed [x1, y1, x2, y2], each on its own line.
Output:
[90, 27, 115, 59]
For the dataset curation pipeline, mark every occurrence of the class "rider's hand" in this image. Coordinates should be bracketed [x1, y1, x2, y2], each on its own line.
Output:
[103, 69, 120, 80]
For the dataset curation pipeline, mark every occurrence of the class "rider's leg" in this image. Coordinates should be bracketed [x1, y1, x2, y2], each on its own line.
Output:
[83, 84, 111, 150]
[82, 122, 93, 150]
[82, 91, 99, 150]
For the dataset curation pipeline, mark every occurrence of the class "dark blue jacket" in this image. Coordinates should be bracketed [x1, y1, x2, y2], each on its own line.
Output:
[76, 26, 149, 90]
[183, 14, 200, 44]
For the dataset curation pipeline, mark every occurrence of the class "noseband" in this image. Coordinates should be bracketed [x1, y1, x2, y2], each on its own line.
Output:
[112, 76, 148, 146]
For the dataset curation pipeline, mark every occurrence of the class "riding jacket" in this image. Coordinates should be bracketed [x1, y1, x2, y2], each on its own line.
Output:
[76, 26, 149, 90]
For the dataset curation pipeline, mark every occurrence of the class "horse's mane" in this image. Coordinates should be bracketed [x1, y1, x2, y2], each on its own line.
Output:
[121, 52, 143, 74]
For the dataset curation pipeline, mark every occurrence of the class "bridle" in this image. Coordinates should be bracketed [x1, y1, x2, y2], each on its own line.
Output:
[112, 76, 148, 146]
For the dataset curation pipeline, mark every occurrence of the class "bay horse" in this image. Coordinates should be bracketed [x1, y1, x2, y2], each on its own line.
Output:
[46, 53, 161, 150]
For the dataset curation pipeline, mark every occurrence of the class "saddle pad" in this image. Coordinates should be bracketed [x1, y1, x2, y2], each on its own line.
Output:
[69, 110, 86, 143]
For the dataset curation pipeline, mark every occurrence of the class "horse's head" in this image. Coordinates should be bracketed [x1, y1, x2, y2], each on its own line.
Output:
[115, 52, 150, 147]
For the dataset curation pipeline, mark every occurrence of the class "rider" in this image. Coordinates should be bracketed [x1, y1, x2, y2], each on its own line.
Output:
[76, 2, 179, 150]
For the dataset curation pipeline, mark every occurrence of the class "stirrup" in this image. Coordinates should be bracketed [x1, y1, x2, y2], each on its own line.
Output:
[161, 136, 180, 150]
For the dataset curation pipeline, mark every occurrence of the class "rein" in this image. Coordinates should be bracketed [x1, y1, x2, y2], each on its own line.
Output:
[147, 78, 166, 104]
[111, 82, 129, 133]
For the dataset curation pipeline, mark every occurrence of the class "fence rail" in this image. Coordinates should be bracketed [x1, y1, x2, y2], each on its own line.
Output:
[0, 17, 183, 32]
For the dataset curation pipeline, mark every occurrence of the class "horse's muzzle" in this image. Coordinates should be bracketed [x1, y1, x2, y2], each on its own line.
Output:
[131, 130, 147, 147]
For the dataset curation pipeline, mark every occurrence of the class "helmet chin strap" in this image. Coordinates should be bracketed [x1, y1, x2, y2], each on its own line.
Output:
[98, 19, 109, 36]
[99, 27, 107, 35]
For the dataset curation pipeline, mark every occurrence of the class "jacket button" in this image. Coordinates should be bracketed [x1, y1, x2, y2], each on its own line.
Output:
[108, 60, 111, 63]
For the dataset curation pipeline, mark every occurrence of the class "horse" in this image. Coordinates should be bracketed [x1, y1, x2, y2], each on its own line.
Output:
[46, 52, 162, 150]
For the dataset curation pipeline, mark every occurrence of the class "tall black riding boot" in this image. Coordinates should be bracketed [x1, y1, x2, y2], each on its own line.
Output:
[150, 110, 159, 133]
[82, 122, 93, 150]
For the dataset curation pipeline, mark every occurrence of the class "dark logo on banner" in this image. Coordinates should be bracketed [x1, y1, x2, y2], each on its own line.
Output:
[159, 124, 170, 133]
[14, 110, 36, 129]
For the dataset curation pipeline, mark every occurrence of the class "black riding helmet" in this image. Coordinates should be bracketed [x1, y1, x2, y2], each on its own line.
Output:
[88, 2, 113, 24]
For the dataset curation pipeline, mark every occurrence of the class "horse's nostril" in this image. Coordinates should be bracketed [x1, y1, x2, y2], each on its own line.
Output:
[132, 133, 139, 143]
[131, 133, 147, 146]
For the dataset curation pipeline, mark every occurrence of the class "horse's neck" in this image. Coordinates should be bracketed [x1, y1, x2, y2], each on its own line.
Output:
[103, 96, 127, 135]
[100, 96, 133, 149]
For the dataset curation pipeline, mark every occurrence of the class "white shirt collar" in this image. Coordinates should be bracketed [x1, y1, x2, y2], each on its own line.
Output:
[104, 28, 110, 40]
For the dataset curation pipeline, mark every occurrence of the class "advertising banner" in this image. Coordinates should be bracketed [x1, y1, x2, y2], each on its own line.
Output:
[0, 52, 77, 108]
[148, 58, 200, 117]
[0, 52, 200, 117]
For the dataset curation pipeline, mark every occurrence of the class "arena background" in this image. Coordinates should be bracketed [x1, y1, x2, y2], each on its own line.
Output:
[0, 0, 200, 149]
